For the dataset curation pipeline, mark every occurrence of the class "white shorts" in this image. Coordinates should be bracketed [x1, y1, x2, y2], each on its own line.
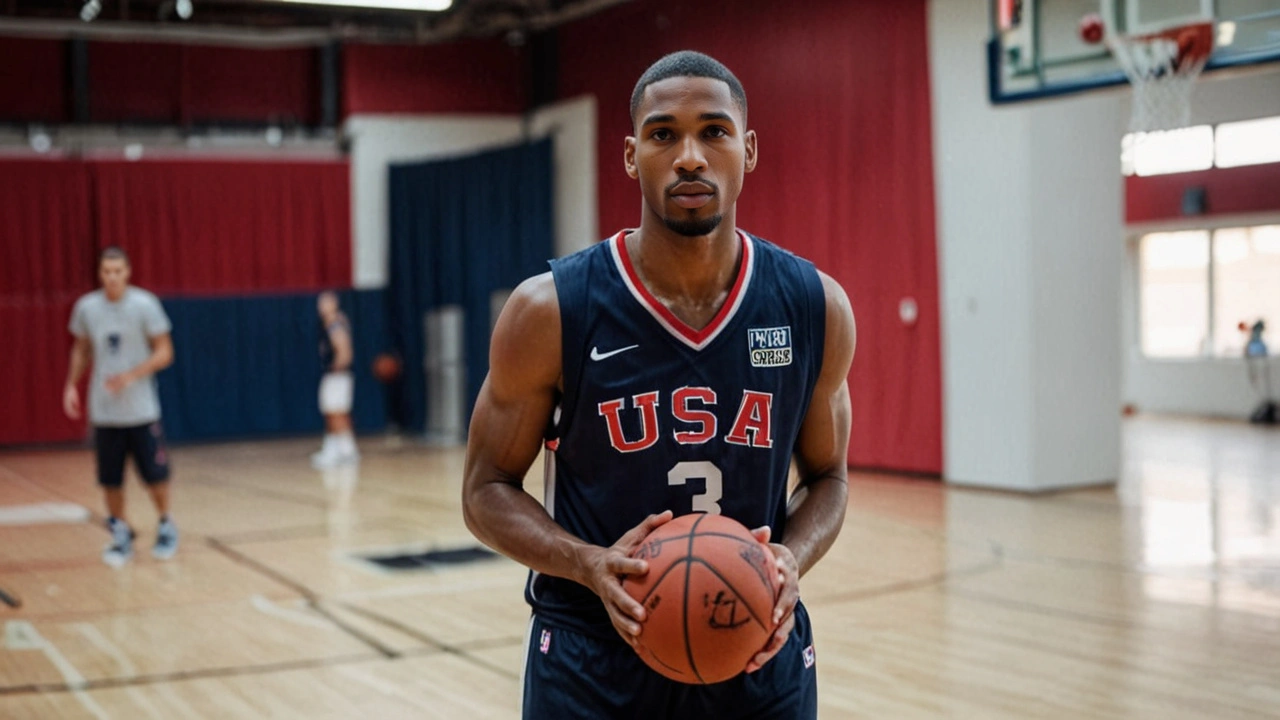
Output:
[319, 372, 354, 415]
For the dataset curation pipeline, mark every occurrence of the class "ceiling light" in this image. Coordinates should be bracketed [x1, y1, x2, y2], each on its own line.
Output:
[176, 0, 194, 19]
[275, 0, 452, 11]
[29, 127, 52, 153]
[80, 0, 101, 22]
[1217, 21, 1236, 47]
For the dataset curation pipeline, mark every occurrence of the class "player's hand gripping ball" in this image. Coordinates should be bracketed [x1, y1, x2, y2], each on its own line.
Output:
[622, 513, 779, 684]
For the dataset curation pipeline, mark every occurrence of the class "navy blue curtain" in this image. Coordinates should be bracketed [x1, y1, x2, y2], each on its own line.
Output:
[388, 139, 554, 432]
[156, 289, 389, 442]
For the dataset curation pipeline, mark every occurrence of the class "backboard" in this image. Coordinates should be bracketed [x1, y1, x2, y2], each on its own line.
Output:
[989, 0, 1280, 104]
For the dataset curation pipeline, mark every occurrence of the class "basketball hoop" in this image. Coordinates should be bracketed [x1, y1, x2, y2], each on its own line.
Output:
[1108, 21, 1214, 132]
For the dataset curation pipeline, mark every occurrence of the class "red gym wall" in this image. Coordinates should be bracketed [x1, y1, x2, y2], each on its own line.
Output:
[343, 40, 527, 115]
[0, 159, 351, 446]
[557, 0, 944, 473]
[1126, 163, 1280, 223]
[0, 37, 517, 446]
[1, 6, 944, 474]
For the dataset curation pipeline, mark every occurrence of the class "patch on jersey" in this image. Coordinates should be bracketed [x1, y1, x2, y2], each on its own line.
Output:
[803, 644, 815, 669]
[748, 326, 792, 368]
[539, 628, 552, 654]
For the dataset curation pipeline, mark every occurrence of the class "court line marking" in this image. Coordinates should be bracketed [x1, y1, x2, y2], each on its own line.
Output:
[802, 558, 1005, 607]
[249, 594, 334, 630]
[3, 621, 111, 719]
[0, 502, 92, 526]
[0, 651, 387, 696]
[3, 592, 303, 623]
[205, 537, 399, 659]
[334, 602, 521, 681]
[186, 468, 460, 516]
[71, 623, 166, 720]
[329, 575, 519, 603]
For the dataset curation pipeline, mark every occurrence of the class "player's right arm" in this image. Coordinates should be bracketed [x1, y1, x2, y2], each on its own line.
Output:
[462, 272, 671, 645]
[327, 324, 353, 372]
[63, 334, 92, 420]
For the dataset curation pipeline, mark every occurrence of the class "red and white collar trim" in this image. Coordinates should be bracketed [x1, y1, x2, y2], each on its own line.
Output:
[609, 229, 755, 351]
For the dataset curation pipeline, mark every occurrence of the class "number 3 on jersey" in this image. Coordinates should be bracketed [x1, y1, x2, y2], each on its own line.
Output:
[668, 461, 722, 514]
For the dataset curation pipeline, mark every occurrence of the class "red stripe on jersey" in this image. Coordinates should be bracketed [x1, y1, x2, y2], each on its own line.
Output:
[611, 230, 753, 349]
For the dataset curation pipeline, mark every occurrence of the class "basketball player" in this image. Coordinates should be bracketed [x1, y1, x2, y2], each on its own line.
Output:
[64, 247, 178, 568]
[312, 291, 359, 468]
[463, 51, 855, 718]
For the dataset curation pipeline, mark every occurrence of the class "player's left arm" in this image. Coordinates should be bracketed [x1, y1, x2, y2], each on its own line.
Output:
[746, 270, 855, 673]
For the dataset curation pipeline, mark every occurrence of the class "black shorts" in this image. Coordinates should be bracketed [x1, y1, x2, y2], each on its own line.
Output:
[95, 422, 171, 489]
[522, 603, 818, 720]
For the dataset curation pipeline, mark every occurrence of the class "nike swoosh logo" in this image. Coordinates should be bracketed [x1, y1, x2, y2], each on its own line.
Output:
[590, 344, 639, 361]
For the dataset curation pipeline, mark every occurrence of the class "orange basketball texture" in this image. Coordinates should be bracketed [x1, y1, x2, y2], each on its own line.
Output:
[371, 354, 401, 382]
[622, 513, 778, 684]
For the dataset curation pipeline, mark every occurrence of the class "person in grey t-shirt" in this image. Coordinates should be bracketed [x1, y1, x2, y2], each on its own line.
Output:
[64, 246, 178, 568]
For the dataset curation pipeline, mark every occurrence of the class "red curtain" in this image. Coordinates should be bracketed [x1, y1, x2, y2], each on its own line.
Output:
[0, 160, 95, 298]
[91, 159, 351, 295]
[87, 41, 318, 125]
[0, 300, 83, 445]
[88, 42, 185, 123]
[343, 40, 527, 115]
[0, 38, 68, 123]
[558, 0, 942, 473]
[0, 160, 96, 444]
[182, 46, 319, 125]
[0, 157, 352, 445]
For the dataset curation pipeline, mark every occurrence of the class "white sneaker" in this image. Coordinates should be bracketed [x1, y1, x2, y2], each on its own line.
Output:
[103, 518, 135, 568]
[311, 447, 344, 469]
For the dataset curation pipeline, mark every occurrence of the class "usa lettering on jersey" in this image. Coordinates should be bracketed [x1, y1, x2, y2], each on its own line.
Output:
[597, 388, 773, 453]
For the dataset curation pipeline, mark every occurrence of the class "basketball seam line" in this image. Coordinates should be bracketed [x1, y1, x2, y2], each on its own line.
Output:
[684, 514, 706, 684]
[688, 557, 773, 632]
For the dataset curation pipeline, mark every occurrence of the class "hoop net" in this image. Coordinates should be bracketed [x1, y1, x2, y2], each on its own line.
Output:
[1109, 21, 1214, 132]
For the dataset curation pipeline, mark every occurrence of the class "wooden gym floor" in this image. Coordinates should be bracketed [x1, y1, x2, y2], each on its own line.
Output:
[0, 415, 1277, 719]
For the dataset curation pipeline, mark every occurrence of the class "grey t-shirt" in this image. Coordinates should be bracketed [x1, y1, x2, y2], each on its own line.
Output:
[69, 287, 172, 427]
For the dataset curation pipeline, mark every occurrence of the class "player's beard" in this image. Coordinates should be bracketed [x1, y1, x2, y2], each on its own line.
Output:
[664, 213, 723, 237]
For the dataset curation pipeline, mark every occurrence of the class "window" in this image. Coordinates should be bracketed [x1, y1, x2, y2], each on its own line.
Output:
[1121, 115, 1280, 176]
[1140, 231, 1210, 357]
[1215, 117, 1280, 169]
[1138, 225, 1280, 358]
[1122, 126, 1214, 177]
[1213, 225, 1280, 356]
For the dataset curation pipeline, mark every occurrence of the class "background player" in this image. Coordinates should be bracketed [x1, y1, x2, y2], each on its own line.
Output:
[312, 290, 359, 468]
[64, 246, 178, 567]
[462, 51, 856, 718]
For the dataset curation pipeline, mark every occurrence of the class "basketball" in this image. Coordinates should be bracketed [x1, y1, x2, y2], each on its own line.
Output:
[1079, 13, 1104, 44]
[622, 513, 778, 684]
[372, 353, 401, 383]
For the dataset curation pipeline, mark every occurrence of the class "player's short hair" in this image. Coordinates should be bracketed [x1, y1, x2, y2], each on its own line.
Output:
[99, 246, 130, 266]
[630, 51, 747, 128]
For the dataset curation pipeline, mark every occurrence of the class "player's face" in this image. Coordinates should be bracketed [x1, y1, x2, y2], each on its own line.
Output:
[317, 293, 337, 319]
[626, 77, 757, 238]
[99, 258, 130, 299]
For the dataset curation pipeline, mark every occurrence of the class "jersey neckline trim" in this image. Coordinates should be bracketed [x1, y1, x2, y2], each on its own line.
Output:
[608, 229, 755, 352]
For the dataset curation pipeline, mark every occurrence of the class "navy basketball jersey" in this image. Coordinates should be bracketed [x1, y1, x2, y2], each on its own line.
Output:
[530, 229, 827, 638]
